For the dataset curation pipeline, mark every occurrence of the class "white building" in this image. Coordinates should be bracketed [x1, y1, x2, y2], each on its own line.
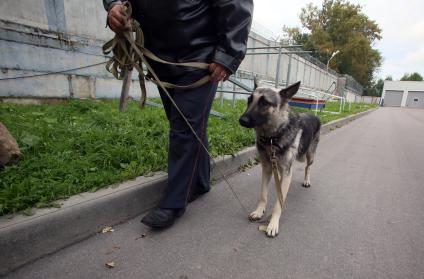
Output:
[382, 81, 424, 109]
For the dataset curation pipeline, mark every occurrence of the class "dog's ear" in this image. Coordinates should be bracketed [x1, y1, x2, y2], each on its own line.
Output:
[279, 81, 301, 100]
[253, 76, 259, 91]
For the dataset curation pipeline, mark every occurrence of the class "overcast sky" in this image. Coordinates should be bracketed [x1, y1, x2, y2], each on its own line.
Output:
[253, 0, 424, 81]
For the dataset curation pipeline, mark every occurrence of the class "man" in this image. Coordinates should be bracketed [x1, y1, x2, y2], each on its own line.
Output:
[103, 0, 253, 229]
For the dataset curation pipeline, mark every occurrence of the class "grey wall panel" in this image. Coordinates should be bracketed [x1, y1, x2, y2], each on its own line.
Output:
[406, 91, 424, 109]
[0, 0, 49, 29]
[384, 90, 403, 107]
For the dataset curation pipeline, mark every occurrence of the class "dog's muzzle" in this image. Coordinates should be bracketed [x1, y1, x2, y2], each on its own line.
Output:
[239, 115, 255, 128]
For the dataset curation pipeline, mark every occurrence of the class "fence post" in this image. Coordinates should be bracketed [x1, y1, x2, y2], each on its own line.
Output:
[232, 76, 236, 108]
[220, 81, 224, 107]
[286, 53, 292, 86]
[315, 99, 318, 116]
[308, 62, 312, 87]
[295, 57, 299, 82]
[275, 46, 282, 88]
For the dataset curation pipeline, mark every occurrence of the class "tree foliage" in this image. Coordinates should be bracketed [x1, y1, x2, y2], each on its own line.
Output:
[364, 76, 392, 97]
[364, 78, 383, 97]
[400, 72, 423, 81]
[283, 0, 383, 87]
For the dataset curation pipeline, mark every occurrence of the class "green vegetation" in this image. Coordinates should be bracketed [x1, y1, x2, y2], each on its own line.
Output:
[400, 72, 423, 81]
[365, 76, 394, 97]
[283, 0, 382, 87]
[0, 99, 376, 215]
[306, 101, 376, 124]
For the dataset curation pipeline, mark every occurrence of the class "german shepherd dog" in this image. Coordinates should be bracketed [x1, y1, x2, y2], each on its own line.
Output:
[239, 80, 321, 237]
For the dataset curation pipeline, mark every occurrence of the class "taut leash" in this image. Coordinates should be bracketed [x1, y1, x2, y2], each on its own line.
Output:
[270, 140, 284, 207]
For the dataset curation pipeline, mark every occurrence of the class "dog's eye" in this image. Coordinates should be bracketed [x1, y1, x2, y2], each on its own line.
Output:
[247, 95, 252, 104]
[259, 97, 269, 106]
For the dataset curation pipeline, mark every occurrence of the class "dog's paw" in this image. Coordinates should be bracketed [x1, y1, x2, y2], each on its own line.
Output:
[266, 220, 279, 237]
[248, 208, 265, 221]
[302, 181, 311, 188]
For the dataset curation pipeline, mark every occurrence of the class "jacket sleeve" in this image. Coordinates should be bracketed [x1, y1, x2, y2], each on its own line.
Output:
[103, 0, 122, 11]
[211, 0, 253, 74]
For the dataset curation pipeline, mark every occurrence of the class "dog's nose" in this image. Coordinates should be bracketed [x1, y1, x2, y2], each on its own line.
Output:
[239, 115, 251, 127]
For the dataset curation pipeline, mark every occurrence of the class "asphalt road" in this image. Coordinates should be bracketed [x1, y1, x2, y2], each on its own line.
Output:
[5, 107, 424, 279]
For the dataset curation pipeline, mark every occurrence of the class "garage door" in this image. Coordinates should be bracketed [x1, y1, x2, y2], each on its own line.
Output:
[383, 90, 403, 107]
[406, 91, 424, 109]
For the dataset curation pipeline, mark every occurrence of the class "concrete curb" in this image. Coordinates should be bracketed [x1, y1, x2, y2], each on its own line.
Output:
[0, 108, 378, 275]
[320, 108, 377, 135]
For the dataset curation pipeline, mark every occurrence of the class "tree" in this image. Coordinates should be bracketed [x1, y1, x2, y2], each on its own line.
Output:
[364, 76, 392, 97]
[400, 72, 423, 81]
[364, 78, 382, 96]
[283, 0, 382, 87]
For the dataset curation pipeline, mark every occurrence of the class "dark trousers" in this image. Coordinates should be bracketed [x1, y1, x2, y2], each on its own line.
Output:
[158, 71, 217, 209]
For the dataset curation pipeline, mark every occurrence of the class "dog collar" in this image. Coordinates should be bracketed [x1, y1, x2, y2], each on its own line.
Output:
[258, 135, 281, 147]
[258, 125, 286, 150]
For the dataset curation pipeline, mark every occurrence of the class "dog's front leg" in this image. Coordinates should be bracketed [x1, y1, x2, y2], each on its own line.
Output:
[249, 161, 272, 221]
[266, 167, 292, 237]
[266, 133, 301, 237]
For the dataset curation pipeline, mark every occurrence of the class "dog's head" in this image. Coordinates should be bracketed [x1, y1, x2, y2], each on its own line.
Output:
[239, 79, 301, 129]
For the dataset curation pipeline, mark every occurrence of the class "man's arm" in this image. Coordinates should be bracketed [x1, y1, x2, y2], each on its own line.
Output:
[211, 0, 254, 74]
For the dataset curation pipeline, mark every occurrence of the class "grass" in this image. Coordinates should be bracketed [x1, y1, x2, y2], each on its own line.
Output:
[293, 101, 377, 123]
[0, 98, 376, 216]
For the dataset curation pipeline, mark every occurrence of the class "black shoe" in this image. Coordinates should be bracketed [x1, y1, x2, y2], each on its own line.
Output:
[141, 207, 185, 229]
[188, 188, 210, 203]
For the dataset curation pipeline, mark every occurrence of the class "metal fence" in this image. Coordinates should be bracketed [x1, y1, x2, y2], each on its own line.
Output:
[344, 74, 364, 94]
[215, 23, 364, 110]
[217, 44, 341, 100]
[214, 24, 366, 116]
[215, 41, 367, 115]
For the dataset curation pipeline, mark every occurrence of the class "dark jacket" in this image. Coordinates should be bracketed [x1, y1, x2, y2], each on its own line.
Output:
[103, 0, 253, 77]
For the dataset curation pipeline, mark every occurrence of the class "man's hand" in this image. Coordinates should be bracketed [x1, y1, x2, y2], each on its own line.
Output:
[209, 63, 231, 82]
[107, 4, 130, 35]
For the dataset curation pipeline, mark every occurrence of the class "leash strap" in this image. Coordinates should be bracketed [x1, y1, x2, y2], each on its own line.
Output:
[256, 143, 285, 228]
[270, 140, 284, 207]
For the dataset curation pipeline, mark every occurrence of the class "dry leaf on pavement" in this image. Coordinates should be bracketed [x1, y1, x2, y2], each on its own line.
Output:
[105, 261, 115, 268]
[258, 225, 267, 232]
[102, 226, 114, 233]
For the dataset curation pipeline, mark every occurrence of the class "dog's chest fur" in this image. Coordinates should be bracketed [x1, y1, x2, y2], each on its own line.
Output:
[256, 111, 320, 161]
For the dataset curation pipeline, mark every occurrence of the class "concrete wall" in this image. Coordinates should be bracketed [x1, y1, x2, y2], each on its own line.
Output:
[345, 91, 358, 103]
[382, 81, 424, 107]
[361, 96, 381, 105]
[0, 0, 110, 39]
[0, 1, 356, 101]
[344, 87, 368, 103]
